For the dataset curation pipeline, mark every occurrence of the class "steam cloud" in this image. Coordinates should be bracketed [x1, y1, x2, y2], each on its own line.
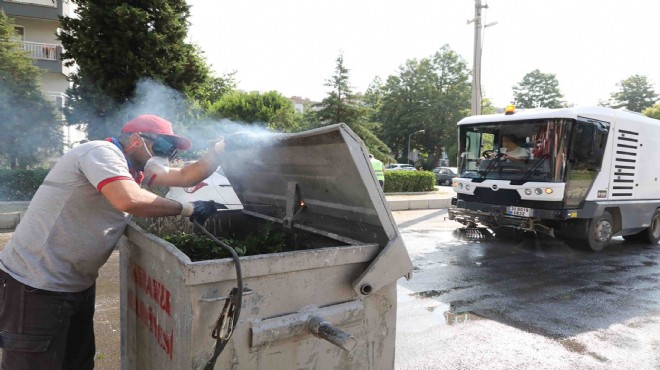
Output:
[114, 79, 280, 153]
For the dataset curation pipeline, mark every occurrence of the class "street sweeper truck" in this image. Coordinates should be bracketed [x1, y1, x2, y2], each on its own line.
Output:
[448, 106, 660, 251]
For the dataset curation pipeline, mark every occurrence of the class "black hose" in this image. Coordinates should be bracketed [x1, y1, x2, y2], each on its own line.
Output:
[192, 219, 243, 370]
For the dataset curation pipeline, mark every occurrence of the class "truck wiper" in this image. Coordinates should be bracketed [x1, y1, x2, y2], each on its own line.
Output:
[478, 152, 504, 179]
[516, 156, 549, 183]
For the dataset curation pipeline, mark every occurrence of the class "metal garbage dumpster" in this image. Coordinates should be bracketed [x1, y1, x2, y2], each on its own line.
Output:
[119, 123, 413, 369]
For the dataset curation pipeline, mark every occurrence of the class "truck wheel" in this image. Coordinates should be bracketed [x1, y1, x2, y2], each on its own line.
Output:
[586, 211, 613, 252]
[639, 209, 660, 244]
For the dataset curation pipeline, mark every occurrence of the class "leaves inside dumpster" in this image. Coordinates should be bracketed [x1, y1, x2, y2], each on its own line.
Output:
[162, 223, 289, 261]
[163, 232, 231, 261]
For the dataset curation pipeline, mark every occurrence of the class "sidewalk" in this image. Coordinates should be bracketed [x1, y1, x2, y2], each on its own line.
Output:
[385, 186, 455, 211]
[0, 201, 28, 230]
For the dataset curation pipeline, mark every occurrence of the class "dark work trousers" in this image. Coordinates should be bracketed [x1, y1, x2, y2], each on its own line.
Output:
[0, 269, 96, 370]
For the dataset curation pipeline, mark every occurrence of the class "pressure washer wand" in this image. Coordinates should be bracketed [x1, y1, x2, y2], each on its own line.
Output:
[192, 219, 243, 370]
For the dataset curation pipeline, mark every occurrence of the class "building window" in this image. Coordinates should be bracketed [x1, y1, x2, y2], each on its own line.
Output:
[13, 26, 25, 42]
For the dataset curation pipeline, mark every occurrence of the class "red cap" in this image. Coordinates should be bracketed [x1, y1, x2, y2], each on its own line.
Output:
[121, 114, 192, 150]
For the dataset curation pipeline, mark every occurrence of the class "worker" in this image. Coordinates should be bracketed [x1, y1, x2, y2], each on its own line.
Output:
[0, 114, 223, 370]
[369, 153, 385, 189]
[501, 134, 529, 163]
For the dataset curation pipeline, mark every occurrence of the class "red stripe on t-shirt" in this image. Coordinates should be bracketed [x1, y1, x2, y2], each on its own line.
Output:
[97, 176, 135, 192]
[146, 174, 157, 187]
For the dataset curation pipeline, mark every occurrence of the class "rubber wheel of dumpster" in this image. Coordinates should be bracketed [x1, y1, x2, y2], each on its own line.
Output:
[623, 209, 660, 245]
[585, 211, 613, 252]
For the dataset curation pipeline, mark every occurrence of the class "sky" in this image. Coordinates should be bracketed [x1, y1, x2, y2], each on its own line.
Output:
[186, 0, 660, 108]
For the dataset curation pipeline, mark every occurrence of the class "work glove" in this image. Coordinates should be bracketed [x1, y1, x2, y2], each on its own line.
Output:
[189, 200, 226, 225]
[209, 137, 225, 155]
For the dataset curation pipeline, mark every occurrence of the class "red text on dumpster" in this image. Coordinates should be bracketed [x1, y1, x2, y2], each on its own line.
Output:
[130, 261, 172, 316]
[127, 287, 174, 360]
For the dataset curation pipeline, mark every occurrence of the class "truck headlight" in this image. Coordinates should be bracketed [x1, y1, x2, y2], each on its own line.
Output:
[524, 189, 532, 195]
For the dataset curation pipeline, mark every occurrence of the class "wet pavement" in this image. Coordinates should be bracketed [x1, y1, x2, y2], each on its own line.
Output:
[394, 209, 660, 370]
[1, 208, 659, 369]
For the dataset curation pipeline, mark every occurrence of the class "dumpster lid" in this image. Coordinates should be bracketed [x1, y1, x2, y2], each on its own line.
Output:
[221, 124, 412, 294]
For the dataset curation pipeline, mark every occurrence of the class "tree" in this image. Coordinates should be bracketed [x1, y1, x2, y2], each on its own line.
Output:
[362, 76, 384, 122]
[0, 10, 61, 169]
[604, 74, 658, 113]
[642, 103, 660, 120]
[480, 97, 497, 115]
[315, 53, 364, 125]
[512, 69, 566, 109]
[58, 0, 215, 139]
[208, 90, 298, 132]
[315, 54, 391, 161]
[378, 45, 471, 167]
[195, 72, 237, 111]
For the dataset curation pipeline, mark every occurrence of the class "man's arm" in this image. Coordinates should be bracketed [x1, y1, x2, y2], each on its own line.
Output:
[150, 139, 225, 188]
[101, 179, 184, 217]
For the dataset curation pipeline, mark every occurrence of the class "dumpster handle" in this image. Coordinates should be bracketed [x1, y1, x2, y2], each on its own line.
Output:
[192, 220, 243, 370]
[307, 315, 358, 352]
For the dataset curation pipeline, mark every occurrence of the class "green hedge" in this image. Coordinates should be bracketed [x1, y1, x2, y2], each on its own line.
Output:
[0, 169, 50, 201]
[384, 170, 435, 193]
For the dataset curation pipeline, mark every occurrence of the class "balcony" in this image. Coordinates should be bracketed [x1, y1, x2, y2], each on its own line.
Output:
[0, 0, 65, 20]
[23, 41, 57, 60]
[20, 41, 66, 74]
[5, 0, 55, 6]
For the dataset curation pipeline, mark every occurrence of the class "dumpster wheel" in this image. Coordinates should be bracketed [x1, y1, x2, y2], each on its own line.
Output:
[192, 220, 244, 370]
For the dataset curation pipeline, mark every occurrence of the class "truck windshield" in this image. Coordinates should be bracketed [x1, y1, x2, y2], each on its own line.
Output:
[458, 119, 573, 183]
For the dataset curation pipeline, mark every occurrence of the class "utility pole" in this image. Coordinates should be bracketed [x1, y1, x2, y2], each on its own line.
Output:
[469, 0, 486, 116]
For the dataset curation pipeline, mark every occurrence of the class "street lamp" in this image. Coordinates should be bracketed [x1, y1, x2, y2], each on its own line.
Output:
[407, 129, 425, 164]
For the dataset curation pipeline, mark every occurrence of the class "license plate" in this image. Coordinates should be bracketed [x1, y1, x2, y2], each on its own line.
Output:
[506, 206, 531, 217]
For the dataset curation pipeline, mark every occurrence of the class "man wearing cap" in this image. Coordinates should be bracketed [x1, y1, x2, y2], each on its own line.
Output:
[0, 114, 221, 369]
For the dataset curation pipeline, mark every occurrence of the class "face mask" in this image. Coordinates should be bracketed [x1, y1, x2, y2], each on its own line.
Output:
[140, 135, 170, 186]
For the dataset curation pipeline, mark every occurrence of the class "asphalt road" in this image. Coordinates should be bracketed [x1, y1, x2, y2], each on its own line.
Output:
[1, 209, 659, 369]
[394, 209, 660, 370]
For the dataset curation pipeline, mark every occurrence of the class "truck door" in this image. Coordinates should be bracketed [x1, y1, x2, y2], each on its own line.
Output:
[564, 118, 610, 208]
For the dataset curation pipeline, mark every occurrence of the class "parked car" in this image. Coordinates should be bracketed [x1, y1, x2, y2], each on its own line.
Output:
[433, 166, 458, 185]
[385, 163, 416, 171]
[166, 165, 242, 209]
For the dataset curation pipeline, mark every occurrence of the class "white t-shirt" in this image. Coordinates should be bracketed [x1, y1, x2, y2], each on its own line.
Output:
[502, 146, 529, 160]
[0, 141, 135, 292]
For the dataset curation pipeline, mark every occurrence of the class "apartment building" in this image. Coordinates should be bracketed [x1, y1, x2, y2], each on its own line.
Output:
[1, 0, 85, 149]
[290, 96, 314, 114]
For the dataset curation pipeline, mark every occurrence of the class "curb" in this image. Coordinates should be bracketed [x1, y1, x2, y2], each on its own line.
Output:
[0, 212, 24, 230]
[0, 201, 29, 230]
